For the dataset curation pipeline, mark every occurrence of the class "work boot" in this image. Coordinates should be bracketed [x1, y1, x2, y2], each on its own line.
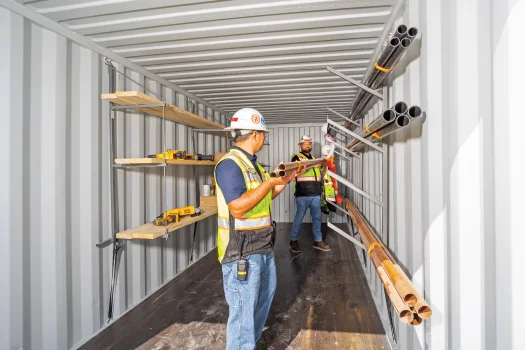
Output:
[313, 241, 331, 252]
[290, 240, 301, 253]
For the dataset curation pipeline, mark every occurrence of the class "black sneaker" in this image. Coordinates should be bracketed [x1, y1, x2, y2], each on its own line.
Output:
[290, 240, 301, 253]
[313, 241, 331, 252]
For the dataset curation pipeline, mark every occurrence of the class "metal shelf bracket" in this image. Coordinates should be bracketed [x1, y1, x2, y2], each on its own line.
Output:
[327, 66, 383, 100]
[328, 170, 383, 207]
[327, 118, 384, 153]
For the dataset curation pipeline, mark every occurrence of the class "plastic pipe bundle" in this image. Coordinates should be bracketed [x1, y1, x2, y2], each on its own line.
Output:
[344, 198, 432, 324]
[349, 25, 418, 121]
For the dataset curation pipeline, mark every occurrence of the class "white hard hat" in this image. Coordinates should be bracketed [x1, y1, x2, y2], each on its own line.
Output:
[225, 108, 268, 135]
[298, 135, 313, 145]
[321, 144, 335, 159]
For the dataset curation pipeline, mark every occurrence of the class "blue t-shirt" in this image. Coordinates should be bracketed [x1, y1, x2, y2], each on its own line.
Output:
[215, 147, 260, 204]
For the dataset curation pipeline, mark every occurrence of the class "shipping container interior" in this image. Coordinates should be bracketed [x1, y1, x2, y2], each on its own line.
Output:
[1, 0, 524, 349]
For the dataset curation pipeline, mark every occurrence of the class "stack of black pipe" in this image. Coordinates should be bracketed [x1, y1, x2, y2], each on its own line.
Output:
[348, 25, 419, 121]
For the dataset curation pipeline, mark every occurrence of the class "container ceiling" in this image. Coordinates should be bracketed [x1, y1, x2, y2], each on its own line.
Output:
[21, 0, 395, 124]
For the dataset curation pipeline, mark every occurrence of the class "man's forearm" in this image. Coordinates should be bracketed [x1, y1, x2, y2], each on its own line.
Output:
[228, 178, 278, 218]
[272, 184, 287, 199]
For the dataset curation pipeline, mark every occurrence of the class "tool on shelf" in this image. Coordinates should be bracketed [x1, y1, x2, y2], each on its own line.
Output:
[147, 149, 187, 159]
[188, 153, 215, 161]
[152, 205, 202, 226]
[146, 150, 215, 162]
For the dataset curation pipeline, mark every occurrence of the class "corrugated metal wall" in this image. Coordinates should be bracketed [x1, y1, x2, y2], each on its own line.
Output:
[259, 123, 345, 224]
[348, 0, 525, 349]
[0, 7, 227, 350]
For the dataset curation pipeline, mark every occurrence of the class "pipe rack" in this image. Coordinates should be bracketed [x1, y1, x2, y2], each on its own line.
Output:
[323, 23, 429, 333]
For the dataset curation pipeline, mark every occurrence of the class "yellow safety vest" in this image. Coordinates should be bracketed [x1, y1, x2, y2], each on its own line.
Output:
[293, 153, 321, 191]
[215, 149, 273, 263]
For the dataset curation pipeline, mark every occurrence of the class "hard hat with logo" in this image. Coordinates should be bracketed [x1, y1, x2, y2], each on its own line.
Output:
[321, 144, 335, 159]
[298, 135, 313, 145]
[225, 108, 268, 136]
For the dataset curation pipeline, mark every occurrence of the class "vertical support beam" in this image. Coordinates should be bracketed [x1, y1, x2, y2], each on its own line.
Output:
[381, 86, 389, 242]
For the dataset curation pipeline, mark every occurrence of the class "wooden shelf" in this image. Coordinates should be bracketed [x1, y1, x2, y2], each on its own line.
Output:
[116, 207, 218, 240]
[114, 158, 217, 166]
[101, 91, 225, 130]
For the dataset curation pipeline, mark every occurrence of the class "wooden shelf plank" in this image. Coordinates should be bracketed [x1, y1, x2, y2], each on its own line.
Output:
[101, 91, 225, 130]
[116, 207, 218, 240]
[114, 158, 217, 166]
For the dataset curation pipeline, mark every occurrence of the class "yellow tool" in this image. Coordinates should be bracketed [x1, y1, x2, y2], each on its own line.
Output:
[147, 149, 186, 160]
[152, 206, 201, 226]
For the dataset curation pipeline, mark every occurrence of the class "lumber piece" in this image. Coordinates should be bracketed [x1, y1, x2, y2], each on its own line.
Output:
[101, 91, 225, 130]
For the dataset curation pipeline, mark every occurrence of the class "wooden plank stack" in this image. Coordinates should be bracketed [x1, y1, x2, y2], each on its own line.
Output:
[344, 198, 432, 325]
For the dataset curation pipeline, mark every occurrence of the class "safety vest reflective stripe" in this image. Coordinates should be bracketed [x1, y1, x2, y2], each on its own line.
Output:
[326, 197, 336, 202]
[218, 215, 271, 230]
[296, 176, 320, 182]
[324, 181, 333, 185]
[218, 217, 229, 227]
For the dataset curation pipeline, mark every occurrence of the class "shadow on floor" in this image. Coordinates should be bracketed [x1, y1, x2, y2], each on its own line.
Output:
[81, 223, 389, 350]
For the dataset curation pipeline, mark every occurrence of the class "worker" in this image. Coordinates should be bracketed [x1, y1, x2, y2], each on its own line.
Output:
[289, 135, 332, 253]
[215, 108, 305, 349]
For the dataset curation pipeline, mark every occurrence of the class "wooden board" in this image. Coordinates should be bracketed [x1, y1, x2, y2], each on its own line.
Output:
[116, 207, 217, 240]
[114, 158, 217, 166]
[101, 91, 225, 130]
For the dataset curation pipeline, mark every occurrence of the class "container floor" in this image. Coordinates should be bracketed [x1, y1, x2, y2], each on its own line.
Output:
[82, 223, 390, 350]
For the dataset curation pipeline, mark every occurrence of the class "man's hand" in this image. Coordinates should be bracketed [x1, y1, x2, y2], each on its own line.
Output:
[270, 167, 307, 199]
[273, 171, 296, 185]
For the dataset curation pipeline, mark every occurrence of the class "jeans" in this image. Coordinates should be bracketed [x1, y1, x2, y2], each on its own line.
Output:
[222, 252, 277, 350]
[290, 195, 322, 242]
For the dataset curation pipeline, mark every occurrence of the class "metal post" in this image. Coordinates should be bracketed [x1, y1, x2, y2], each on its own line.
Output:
[162, 105, 168, 236]
[106, 59, 121, 322]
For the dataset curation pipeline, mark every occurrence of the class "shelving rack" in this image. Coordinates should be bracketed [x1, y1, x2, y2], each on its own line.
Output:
[97, 62, 226, 322]
[324, 65, 392, 340]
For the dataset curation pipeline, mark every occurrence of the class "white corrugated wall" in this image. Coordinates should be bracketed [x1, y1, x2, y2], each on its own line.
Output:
[348, 0, 525, 349]
[0, 7, 227, 350]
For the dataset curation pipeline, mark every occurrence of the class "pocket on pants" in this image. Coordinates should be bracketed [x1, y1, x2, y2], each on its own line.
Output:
[222, 263, 241, 308]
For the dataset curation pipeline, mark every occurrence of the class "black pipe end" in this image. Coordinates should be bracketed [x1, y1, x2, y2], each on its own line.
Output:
[397, 115, 410, 127]
[408, 106, 422, 119]
[390, 37, 400, 46]
[408, 27, 419, 38]
[394, 102, 408, 115]
[383, 109, 396, 122]
[397, 24, 408, 35]
[401, 38, 411, 48]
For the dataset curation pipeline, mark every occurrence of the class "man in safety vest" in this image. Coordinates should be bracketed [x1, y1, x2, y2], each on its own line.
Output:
[215, 108, 304, 349]
[289, 135, 332, 253]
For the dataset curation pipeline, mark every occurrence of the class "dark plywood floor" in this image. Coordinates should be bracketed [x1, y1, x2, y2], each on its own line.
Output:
[81, 223, 390, 350]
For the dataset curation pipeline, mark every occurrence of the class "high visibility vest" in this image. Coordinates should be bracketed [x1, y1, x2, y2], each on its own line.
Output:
[323, 172, 336, 202]
[215, 149, 273, 263]
[293, 153, 322, 192]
